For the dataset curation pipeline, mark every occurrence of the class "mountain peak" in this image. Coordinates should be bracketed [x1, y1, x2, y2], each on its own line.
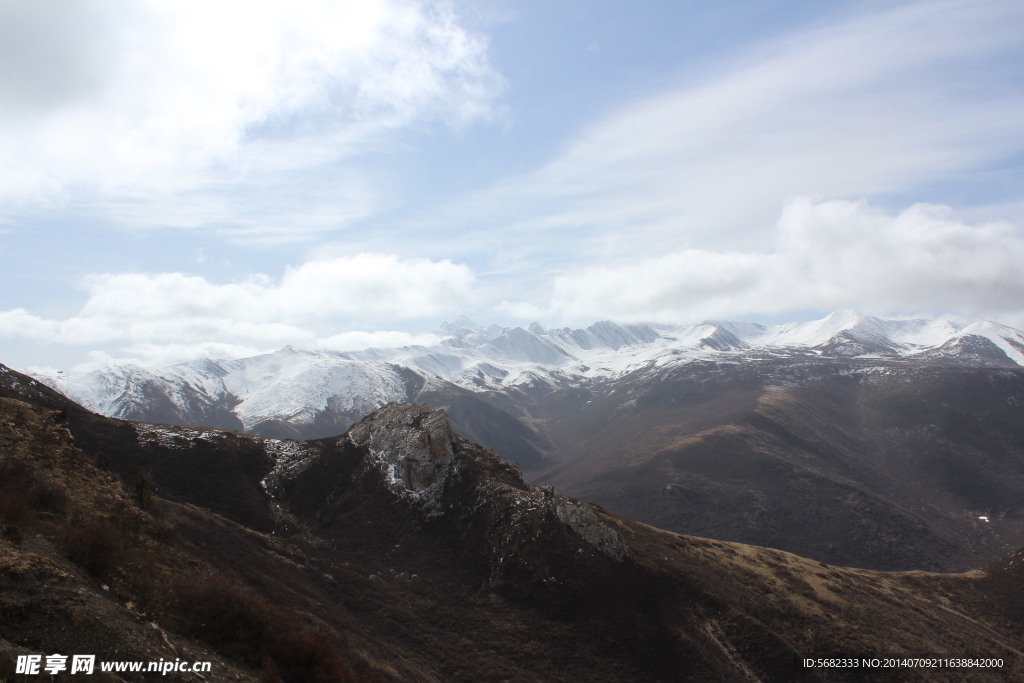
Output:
[954, 320, 1024, 365]
[436, 316, 509, 348]
[824, 308, 869, 325]
[815, 309, 885, 335]
[437, 315, 482, 335]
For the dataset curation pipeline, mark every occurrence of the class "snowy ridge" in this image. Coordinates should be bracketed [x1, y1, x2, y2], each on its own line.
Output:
[70, 349, 413, 432]
[130, 420, 317, 500]
[217, 350, 409, 429]
[39, 310, 1024, 429]
[956, 321, 1024, 366]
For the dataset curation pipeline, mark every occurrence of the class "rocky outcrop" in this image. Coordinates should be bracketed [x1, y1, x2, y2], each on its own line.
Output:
[340, 402, 629, 567]
[552, 495, 627, 562]
[346, 402, 457, 496]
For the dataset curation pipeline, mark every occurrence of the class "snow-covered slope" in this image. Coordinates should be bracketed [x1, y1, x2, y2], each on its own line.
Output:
[40, 310, 1024, 436]
[68, 349, 413, 433]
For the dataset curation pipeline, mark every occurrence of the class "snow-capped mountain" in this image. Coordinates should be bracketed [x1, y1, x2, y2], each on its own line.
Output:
[63, 350, 413, 433]
[37, 310, 1024, 449]
[349, 309, 1024, 386]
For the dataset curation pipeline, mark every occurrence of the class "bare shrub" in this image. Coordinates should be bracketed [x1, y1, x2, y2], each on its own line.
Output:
[0, 462, 33, 527]
[148, 517, 177, 544]
[266, 624, 353, 683]
[1, 524, 23, 545]
[62, 517, 124, 580]
[0, 460, 29, 483]
[116, 505, 145, 538]
[0, 463, 68, 526]
[0, 488, 32, 527]
[31, 479, 69, 513]
[133, 470, 154, 510]
[119, 551, 165, 614]
[168, 573, 356, 682]
[259, 659, 284, 683]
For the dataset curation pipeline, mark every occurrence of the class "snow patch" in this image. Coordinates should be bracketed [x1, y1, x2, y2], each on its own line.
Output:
[134, 422, 222, 448]
[259, 437, 316, 495]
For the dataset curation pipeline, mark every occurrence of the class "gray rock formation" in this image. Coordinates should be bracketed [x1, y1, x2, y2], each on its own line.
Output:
[345, 402, 628, 563]
[347, 402, 457, 496]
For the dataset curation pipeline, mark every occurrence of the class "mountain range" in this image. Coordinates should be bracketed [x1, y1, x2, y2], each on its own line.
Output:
[2, 362, 1023, 680]
[31, 310, 1024, 573]
[47, 311, 1024, 436]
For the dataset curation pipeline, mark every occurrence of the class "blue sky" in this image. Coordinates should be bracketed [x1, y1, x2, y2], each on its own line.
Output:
[2, 0, 1024, 372]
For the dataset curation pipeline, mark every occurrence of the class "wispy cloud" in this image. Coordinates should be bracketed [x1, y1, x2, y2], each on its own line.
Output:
[0, 0, 503, 239]
[439, 0, 1024, 270]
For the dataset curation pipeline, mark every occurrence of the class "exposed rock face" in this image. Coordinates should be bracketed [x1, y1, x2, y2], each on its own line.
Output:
[552, 495, 628, 562]
[346, 402, 457, 495]
[340, 402, 629, 566]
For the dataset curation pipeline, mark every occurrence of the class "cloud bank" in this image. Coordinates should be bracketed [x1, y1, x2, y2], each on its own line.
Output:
[500, 199, 1024, 325]
[1, 254, 475, 367]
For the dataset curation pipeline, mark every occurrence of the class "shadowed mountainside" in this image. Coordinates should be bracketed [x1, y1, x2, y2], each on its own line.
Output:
[524, 359, 1024, 571]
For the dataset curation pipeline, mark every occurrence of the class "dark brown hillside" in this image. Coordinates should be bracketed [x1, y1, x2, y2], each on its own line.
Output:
[529, 360, 1024, 571]
[0, 364, 280, 531]
[0, 397, 341, 681]
[16, 349, 1024, 576]
[4, 368, 1024, 680]
[145, 403, 1024, 680]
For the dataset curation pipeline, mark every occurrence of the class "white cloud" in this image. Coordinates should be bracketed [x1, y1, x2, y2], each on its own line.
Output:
[498, 251, 785, 324]
[77, 273, 272, 324]
[279, 253, 477, 319]
[779, 199, 1024, 314]
[506, 199, 1024, 325]
[0, 308, 60, 342]
[0, 0, 502, 210]
[0, 253, 476, 363]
